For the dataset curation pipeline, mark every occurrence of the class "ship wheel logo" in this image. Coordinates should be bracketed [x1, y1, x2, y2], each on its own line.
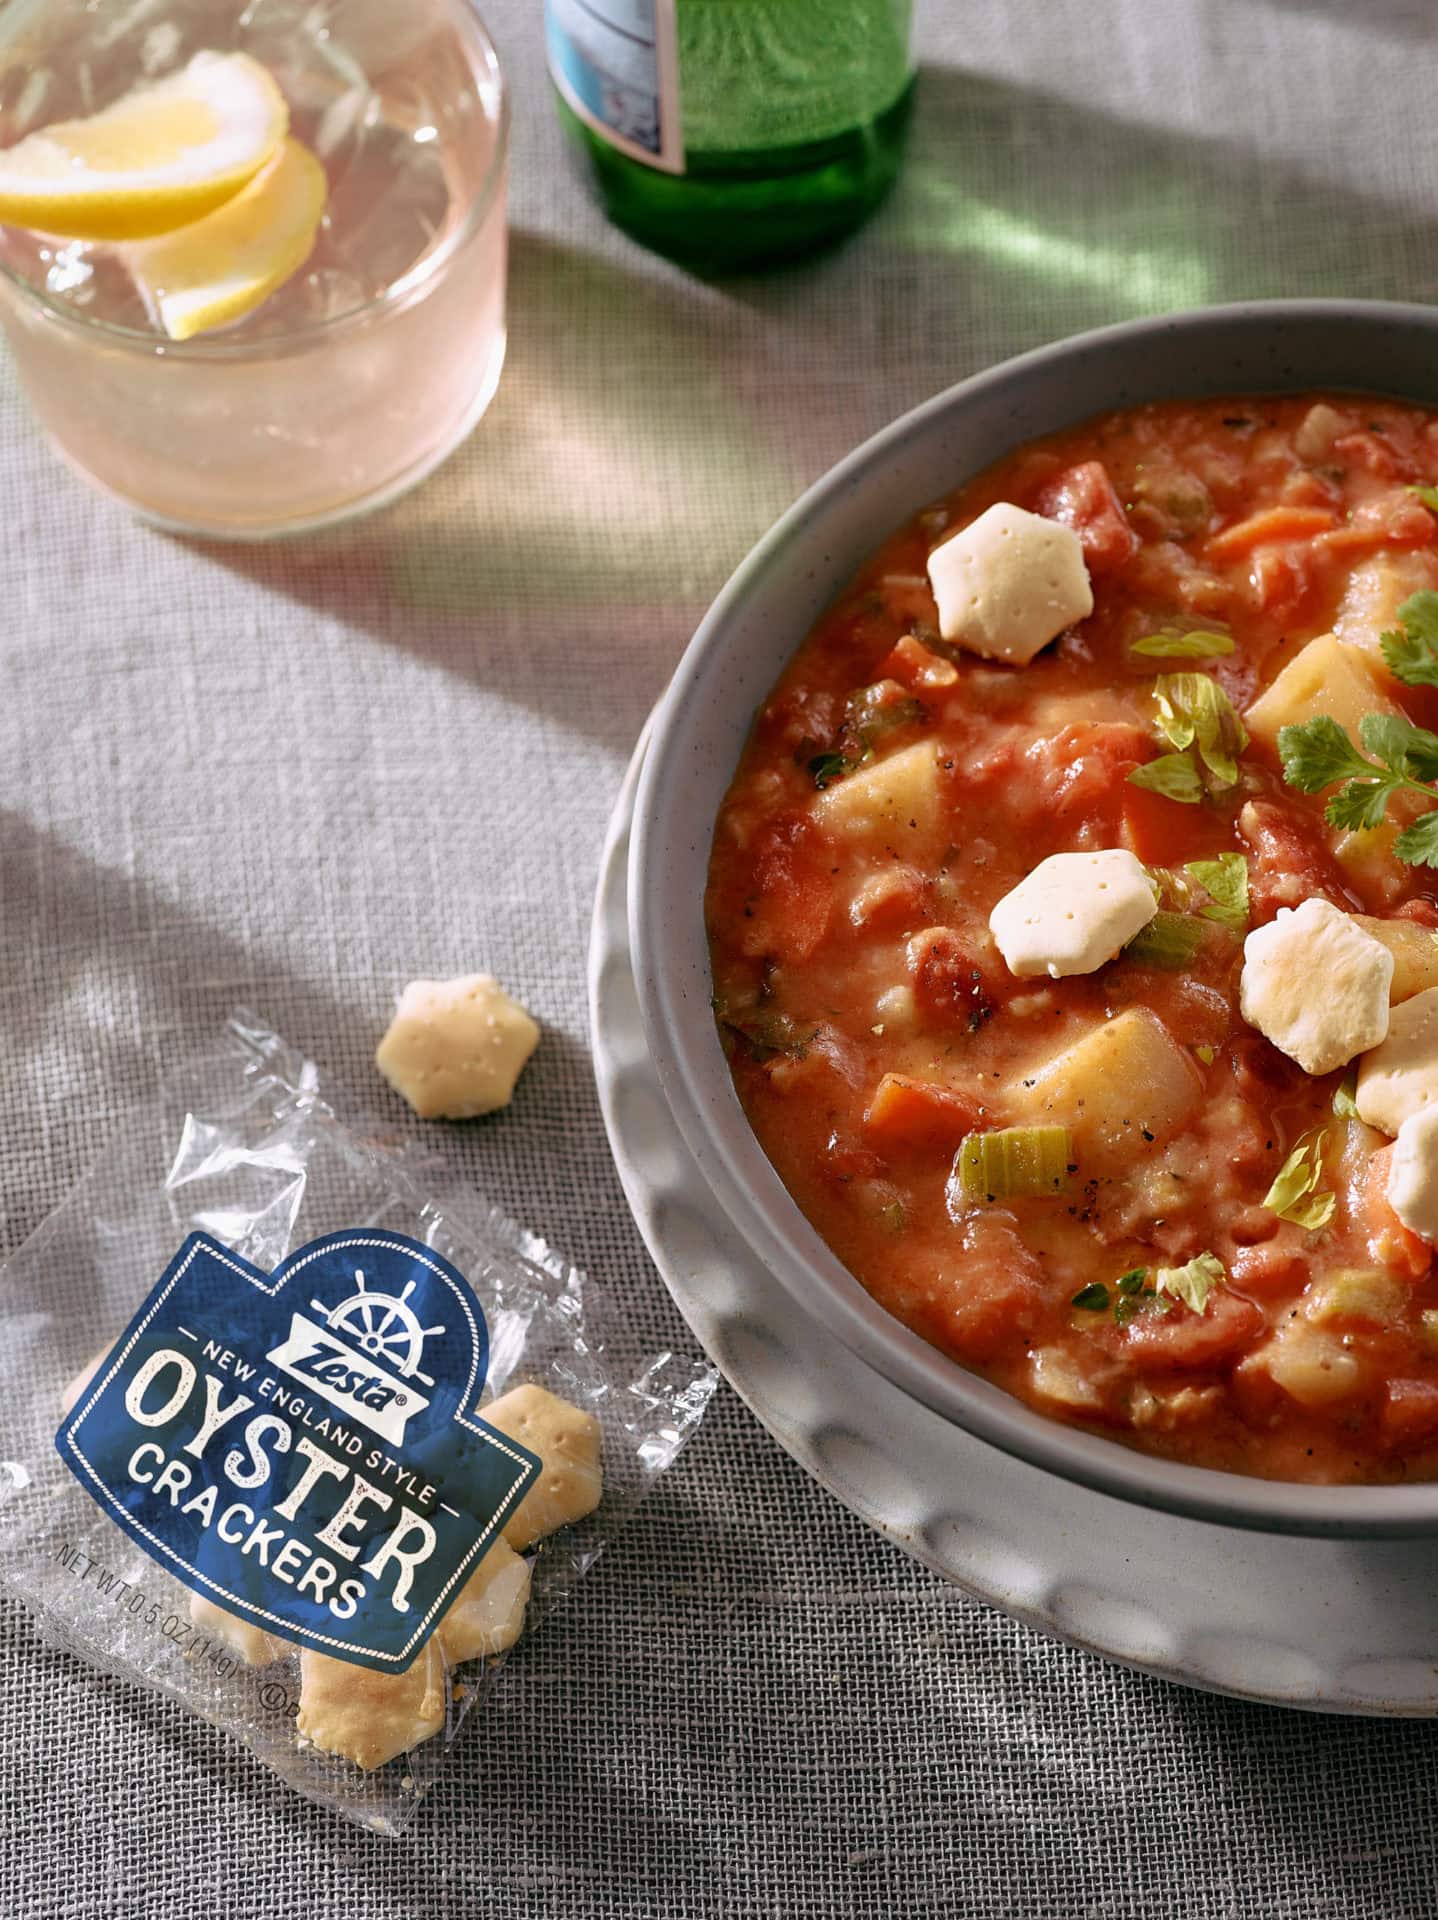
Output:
[309, 1268, 446, 1397]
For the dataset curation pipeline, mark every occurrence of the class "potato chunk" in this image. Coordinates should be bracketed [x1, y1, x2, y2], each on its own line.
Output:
[1334, 823, 1409, 908]
[1302, 1268, 1407, 1328]
[812, 740, 941, 841]
[1236, 1320, 1362, 1409]
[1008, 1008, 1202, 1177]
[1244, 633, 1403, 751]
[1351, 915, 1438, 1003]
[1334, 553, 1438, 658]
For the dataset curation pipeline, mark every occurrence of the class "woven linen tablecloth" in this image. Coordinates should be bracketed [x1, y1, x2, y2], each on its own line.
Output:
[6, 1, 1438, 1914]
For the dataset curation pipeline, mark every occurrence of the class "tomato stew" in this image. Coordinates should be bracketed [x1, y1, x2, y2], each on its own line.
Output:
[705, 395, 1438, 1483]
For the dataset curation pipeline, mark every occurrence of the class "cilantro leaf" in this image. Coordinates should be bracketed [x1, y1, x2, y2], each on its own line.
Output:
[1278, 716, 1380, 792]
[1185, 853, 1249, 932]
[1324, 776, 1404, 833]
[1153, 1251, 1226, 1315]
[1262, 1128, 1336, 1231]
[1278, 707, 1438, 868]
[1360, 712, 1438, 784]
[1115, 1267, 1148, 1294]
[1153, 673, 1248, 786]
[1128, 752, 1205, 805]
[1393, 810, 1438, 868]
[1130, 628, 1236, 660]
[1381, 590, 1438, 689]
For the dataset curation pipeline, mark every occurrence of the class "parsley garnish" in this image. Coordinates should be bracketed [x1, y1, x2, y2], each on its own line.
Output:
[1072, 1268, 1163, 1326]
[1261, 1128, 1336, 1231]
[1129, 673, 1248, 805]
[1113, 1268, 1169, 1327]
[807, 751, 853, 789]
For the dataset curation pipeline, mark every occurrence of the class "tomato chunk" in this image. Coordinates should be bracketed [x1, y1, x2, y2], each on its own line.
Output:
[1035, 460, 1139, 575]
[874, 633, 958, 691]
[907, 927, 996, 1029]
[1119, 779, 1227, 866]
[1119, 1289, 1265, 1374]
[1320, 490, 1437, 556]
[1382, 1380, 1438, 1449]
[1238, 798, 1356, 920]
[913, 1213, 1042, 1363]
[1028, 721, 1152, 844]
[736, 812, 832, 964]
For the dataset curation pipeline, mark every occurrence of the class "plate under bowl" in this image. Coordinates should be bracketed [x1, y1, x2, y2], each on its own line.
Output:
[629, 298, 1438, 1539]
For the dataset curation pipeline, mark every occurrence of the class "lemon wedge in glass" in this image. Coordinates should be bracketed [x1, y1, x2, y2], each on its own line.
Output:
[0, 51, 288, 241]
[124, 137, 327, 341]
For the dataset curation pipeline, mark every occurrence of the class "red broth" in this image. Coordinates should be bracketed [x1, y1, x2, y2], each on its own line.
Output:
[705, 394, 1438, 1483]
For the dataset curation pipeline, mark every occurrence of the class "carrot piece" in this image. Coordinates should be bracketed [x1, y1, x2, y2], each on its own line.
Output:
[1205, 505, 1337, 561]
[864, 1072, 979, 1150]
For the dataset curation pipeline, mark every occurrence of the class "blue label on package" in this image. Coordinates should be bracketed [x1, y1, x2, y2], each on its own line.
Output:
[56, 1230, 541, 1671]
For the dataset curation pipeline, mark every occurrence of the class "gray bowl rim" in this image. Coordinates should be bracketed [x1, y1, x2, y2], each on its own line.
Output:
[629, 297, 1438, 1538]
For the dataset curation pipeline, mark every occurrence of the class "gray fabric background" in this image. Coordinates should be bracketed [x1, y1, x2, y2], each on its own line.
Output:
[5, 0, 1438, 1912]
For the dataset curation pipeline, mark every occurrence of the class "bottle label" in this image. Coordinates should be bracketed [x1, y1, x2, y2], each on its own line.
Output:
[55, 1229, 541, 1672]
[545, 0, 684, 174]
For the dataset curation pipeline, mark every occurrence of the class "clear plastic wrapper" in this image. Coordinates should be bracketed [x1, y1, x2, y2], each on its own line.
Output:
[0, 1014, 716, 1832]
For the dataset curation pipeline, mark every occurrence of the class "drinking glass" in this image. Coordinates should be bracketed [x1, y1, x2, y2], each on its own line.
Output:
[0, 0, 509, 538]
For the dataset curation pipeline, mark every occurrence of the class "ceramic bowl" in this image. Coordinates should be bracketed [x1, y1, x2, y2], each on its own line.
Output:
[628, 299, 1438, 1537]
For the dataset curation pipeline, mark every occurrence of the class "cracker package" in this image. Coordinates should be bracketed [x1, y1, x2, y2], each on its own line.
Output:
[0, 1016, 715, 1832]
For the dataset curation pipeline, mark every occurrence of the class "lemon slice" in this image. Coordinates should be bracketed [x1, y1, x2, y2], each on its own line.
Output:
[0, 51, 287, 242]
[125, 137, 327, 341]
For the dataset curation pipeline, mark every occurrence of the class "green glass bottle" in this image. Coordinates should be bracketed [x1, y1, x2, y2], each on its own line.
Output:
[544, 0, 915, 271]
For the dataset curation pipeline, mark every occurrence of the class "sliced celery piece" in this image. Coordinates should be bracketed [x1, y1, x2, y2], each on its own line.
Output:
[955, 1125, 1073, 1202]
